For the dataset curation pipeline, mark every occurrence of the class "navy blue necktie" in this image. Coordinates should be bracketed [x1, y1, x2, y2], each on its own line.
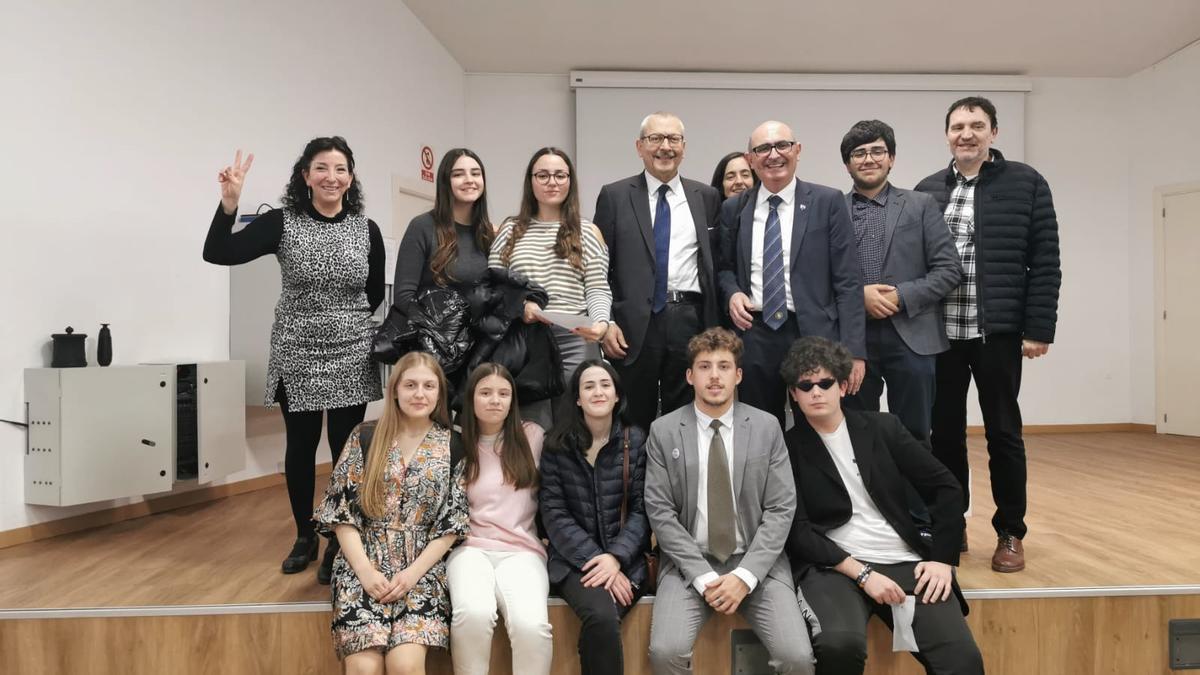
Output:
[652, 183, 671, 313]
[761, 195, 787, 329]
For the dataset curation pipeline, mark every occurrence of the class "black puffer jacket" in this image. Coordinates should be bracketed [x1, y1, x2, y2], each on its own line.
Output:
[539, 422, 651, 588]
[914, 149, 1062, 343]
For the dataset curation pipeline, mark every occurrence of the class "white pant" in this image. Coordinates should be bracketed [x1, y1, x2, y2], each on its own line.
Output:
[446, 546, 553, 675]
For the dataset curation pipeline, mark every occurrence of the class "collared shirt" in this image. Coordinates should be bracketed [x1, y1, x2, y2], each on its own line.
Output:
[850, 183, 890, 286]
[750, 180, 797, 312]
[817, 419, 920, 564]
[690, 405, 757, 594]
[644, 171, 701, 294]
[943, 165, 981, 339]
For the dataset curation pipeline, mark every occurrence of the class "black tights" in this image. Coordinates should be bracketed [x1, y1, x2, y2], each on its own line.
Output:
[276, 382, 367, 539]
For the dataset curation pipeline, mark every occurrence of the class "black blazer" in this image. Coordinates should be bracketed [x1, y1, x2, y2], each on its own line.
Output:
[784, 410, 967, 612]
[716, 179, 866, 358]
[593, 173, 722, 363]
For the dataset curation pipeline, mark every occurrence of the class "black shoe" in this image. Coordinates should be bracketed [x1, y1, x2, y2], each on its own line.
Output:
[316, 538, 339, 585]
[281, 536, 318, 574]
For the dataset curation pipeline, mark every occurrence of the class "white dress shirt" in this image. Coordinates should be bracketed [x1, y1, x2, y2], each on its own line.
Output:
[749, 180, 796, 312]
[818, 419, 921, 564]
[691, 405, 758, 594]
[644, 171, 701, 294]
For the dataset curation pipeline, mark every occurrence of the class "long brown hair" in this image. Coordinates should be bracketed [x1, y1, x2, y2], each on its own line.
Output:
[430, 148, 494, 286]
[360, 352, 450, 518]
[459, 363, 538, 489]
[500, 147, 584, 272]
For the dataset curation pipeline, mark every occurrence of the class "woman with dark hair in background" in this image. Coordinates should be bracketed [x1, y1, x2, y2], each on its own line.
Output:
[389, 148, 494, 395]
[203, 138, 384, 580]
[710, 150, 757, 200]
[489, 147, 612, 428]
[541, 359, 651, 675]
[447, 363, 552, 675]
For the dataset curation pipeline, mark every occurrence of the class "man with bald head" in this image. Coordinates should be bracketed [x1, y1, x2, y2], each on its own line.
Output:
[716, 121, 865, 426]
[594, 112, 723, 428]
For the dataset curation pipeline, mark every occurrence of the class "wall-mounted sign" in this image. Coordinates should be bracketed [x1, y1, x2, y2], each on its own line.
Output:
[420, 145, 434, 182]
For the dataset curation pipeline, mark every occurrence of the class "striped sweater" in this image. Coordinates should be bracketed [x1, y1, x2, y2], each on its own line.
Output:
[489, 218, 611, 321]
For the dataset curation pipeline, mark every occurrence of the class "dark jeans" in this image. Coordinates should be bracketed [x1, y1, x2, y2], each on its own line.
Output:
[798, 562, 982, 675]
[276, 381, 366, 539]
[738, 313, 801, 427]
[929, 334, 1027, 538]
[613, 300, 702, 431]
[555, 570, 640, 675]
[844, 319, 938, 527]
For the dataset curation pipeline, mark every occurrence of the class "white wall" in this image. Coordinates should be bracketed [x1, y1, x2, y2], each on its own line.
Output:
[1127, 40, 1200, 424]
[0, 0, 466, 531]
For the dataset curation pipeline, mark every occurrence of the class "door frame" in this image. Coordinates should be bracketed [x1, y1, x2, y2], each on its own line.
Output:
[1153, 182, 1200, 434]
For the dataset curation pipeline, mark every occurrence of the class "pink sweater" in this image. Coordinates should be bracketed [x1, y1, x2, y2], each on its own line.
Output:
[464, 421, 546, 559]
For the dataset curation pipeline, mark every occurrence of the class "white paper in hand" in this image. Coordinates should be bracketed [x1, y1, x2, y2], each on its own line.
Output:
[538, 310, 593, 330]
[891, 596, 919, 652]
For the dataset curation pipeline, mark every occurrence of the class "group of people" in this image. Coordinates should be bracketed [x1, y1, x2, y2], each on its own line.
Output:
[203, 93, 1061, 674]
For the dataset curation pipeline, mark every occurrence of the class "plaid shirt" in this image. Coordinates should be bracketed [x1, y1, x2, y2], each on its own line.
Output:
[851, 185, 889, 286]
[942, 169, 980, 339]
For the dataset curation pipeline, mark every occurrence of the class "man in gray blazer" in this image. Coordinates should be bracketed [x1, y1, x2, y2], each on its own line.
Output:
[838, 120, 962, 444]
[594, 112, 722, 430]
[645, 327, 814, 675]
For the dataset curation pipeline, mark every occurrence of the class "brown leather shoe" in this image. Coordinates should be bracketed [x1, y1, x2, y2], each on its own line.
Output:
[960, 531, 968, 553]
[991, 535, 1025, 572]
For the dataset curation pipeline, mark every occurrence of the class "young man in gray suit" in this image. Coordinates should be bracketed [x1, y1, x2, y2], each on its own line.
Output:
[838, 120, 962, 446]
[645, 327, 814, 675]
[594, 112, 722, 430]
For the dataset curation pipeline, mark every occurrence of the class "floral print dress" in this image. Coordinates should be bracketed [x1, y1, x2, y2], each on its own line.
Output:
[315, 423, 469, 659]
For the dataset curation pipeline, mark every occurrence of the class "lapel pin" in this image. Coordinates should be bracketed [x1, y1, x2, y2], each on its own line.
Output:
[672, 447, 681, 460]
[799, 204, 807, 211]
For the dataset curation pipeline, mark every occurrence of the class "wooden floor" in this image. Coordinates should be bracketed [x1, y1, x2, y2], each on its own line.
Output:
[1, 430, 1198, 609]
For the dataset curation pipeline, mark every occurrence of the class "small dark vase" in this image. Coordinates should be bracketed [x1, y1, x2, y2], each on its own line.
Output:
[97, 323, 113, 367]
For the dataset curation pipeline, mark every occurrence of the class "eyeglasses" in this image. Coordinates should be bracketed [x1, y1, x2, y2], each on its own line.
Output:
[849, 147, 890, 162]
[640, 133, 684, 146]
[532, 171, 571, 185]
[793, 378, 837, 392]
[750, 140, 798, 157]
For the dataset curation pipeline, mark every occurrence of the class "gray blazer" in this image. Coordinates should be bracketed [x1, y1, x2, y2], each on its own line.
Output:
[844, 186, 962, 356]
[644, 401, 796, 588]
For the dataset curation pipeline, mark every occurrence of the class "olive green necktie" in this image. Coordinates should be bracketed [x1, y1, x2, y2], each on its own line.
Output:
[707, 418, 735, 563]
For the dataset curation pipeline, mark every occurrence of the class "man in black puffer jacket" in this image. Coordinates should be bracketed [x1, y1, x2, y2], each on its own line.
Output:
[915, 96, 1061, 574]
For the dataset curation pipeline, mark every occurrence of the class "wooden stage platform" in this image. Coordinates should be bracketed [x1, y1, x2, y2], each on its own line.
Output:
[2, 429, 1198, 673]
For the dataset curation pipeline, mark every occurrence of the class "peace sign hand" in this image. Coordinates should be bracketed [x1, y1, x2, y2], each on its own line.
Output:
[218, 149, 255, 215]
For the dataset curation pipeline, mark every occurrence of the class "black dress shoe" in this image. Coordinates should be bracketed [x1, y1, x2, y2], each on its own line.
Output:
[316, 538, 340, 585]
[281, 536, 318, 574]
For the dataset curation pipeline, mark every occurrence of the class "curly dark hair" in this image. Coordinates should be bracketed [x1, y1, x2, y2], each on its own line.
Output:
[281, 136, 364, 215]
[780, 336, 854, 386]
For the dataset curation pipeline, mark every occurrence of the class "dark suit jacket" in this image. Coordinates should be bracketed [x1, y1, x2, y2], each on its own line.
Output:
[717, 179, 866, 358]
[594, 173, 722, 364]
[783, 409, 967, 612]
[844, 186, 962, 356]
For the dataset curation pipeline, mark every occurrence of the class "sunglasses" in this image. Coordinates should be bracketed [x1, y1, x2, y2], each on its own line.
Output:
[793, 378, 837, 392]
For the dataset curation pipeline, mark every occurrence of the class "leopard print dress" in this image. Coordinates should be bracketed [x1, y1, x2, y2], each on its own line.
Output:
[266, 208, 382, 411]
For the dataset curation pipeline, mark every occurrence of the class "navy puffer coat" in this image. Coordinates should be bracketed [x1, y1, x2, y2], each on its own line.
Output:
[539, 421, 651, 589]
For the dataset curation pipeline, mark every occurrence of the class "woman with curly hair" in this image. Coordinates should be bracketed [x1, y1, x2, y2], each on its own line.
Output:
[203, 137, 384, 580]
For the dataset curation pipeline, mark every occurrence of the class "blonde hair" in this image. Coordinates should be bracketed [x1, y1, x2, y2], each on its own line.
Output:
[359, 352, 449, 518]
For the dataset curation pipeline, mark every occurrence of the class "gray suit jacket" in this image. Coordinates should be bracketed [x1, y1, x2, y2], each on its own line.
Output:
[844, 186, 962, 356]
[644, 401, 796, 588]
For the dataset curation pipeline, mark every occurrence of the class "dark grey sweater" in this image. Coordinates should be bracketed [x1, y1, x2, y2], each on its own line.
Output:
[392, 211, 490, 311]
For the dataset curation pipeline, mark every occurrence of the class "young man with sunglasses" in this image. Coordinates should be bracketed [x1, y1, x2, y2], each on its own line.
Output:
[716, 120, 865, 428]
[780, 336, 981, 675]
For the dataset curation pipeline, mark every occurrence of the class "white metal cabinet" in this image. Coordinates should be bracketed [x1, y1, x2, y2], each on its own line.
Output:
[195, 361, 247, 483]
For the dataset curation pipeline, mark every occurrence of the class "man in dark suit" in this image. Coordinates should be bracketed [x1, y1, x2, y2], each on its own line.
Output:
[717, 120, 866, 426]
[594, 112, 722, 429]
[781, 336, 982, 675]
[645, 328, 813, 675]
[838, 120, 962, 444]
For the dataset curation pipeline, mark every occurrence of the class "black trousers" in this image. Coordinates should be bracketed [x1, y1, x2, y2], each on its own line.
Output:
[798, 562, 982, 675]
[929, 334, 1027, 538]
[738, 313, 801, 427]
[613, 300, 702, 431]
[276, 381, 366, 538]
[844, 320, 938, 527]
[555, 570, 641, 675]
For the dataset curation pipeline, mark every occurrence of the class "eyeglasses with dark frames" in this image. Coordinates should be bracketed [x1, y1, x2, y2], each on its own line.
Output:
[532, 171, 571, 185]
[849, 147, 890, 162]
[640, 133, 685, 146]
[750, 140, 798, 157]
